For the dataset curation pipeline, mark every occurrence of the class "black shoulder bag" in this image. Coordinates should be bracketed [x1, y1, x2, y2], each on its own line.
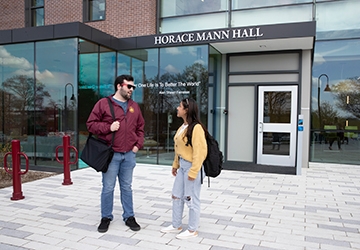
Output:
[80, 97, 115, 173]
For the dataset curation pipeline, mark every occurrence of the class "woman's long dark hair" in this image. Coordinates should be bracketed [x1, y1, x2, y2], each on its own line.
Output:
[181, 98, 209, 146]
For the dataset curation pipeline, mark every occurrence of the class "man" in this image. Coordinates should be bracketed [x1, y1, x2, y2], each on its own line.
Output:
[86, 75, 145, 233]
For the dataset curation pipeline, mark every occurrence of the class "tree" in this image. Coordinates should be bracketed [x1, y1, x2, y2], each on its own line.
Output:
[331, 77, 360, 119]
[2, 75, 50, 135]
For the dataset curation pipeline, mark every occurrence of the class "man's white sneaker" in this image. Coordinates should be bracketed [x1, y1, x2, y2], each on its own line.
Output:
[160, 225, 182, 233]
[176, 230, 198, 239]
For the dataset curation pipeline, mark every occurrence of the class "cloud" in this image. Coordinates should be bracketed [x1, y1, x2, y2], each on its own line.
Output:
[194, 59, 205, 65]
[36, 69, 54, 80]
[0, 46, 32, 70]
[313, 53, 326, 65]
[1, 46, 57, 82]
[164, 64, 179, 74]
[165, 47, 182, 55]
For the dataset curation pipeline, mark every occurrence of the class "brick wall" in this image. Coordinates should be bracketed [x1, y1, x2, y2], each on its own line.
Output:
[45, 0, 83, 24]
[45, 0, 157, 38]
[86, 0, 157, 38]
[0, 2, 25, 30]
[0, 1, 157, 38]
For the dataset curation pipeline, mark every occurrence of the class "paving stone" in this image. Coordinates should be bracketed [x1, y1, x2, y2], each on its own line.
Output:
[0, 163, 359, 249]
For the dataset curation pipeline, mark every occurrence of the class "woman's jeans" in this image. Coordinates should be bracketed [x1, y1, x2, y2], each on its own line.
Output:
[172, 157, 203, 231]
[101, 151, 136, 221]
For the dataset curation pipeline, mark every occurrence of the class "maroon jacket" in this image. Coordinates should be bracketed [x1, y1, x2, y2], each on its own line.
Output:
[86, 96, 145, 152]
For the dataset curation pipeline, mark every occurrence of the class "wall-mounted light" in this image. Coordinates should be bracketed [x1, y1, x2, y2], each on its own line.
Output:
[317, 74, 330, 128]
[64, 83, 75, 131]
[324, 84, 331, 92]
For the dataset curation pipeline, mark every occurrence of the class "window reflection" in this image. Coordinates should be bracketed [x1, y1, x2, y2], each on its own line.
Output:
[0, 40, 78, 169]
[311, 39, 360, 164]
[263, 132, 290, 156]
[78, 39, 100, 168]
[316, 0, 360, 39]
[118, 45, 209, 165]
[99, 49, 116, 98]
[162, 13, 228, 33]
[32, 8, 44, 26]
[263, 91, 291, 123]
[1, 43, 34, 164]
[161, 0, 228, 17]
[232, 4, 312, 28]
[233, 0, 311, 10]
[31, 0, 44, 27]
[88, 0, 106, 21]
[34, 39, 78, 168]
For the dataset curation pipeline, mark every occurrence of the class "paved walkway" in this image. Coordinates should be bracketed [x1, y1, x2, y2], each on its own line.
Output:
[1, 163, 360, 250]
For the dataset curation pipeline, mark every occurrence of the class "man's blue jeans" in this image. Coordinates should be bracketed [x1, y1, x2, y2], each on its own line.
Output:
[101, 151, 136, 221]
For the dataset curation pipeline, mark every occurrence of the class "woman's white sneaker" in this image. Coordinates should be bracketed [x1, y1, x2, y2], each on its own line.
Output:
[160, 225, 182, 233]
[176, 230, 198, 239]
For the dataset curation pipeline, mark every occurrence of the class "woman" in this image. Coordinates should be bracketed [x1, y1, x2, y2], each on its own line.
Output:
[160, 98, 208, 239]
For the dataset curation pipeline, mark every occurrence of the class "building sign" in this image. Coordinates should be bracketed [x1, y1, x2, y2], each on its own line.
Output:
[118, 22, 315, 50]
[154, 27, 263, 46]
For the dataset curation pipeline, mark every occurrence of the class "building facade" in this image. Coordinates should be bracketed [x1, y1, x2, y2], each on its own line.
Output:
[0, 0, 359, 173]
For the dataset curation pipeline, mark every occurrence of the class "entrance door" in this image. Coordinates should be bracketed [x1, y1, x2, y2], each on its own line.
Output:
[257, 86, 298, 166]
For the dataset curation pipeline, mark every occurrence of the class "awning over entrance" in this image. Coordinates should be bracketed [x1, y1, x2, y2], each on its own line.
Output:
[211, 36, 314, 54]
[210, 21, 315, 53]
[118, 21, 316, 53]
[0, 21, 316, 54]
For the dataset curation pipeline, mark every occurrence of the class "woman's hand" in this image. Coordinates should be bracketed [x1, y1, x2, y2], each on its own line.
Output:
[188, 176, 195, 181]
[172, 168, 177, 176]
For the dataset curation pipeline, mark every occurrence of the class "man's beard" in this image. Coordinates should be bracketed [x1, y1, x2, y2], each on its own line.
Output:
[120, 89, 131, 100]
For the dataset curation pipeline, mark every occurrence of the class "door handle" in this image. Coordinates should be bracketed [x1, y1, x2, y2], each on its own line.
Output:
[259, 122, 263, 133]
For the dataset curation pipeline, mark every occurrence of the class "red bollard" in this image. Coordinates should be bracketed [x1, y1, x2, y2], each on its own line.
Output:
[4, 140, 29, 200]
[55, 135, 78, 185]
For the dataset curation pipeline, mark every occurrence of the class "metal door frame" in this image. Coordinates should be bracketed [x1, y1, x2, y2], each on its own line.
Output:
[257, 85, 298, 166]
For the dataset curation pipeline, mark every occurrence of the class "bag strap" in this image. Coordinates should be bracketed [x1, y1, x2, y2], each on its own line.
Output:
[88, 97, 116, 146]
[106, 97, 116, 146]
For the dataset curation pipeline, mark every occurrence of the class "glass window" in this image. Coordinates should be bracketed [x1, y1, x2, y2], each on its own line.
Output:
[161, 12, 228, 33]
[117, 53, 131, 76]
[310, 39, 360, 165]
[118, 45, 209, 166]
[263, 91, 291, 123]
[99, 47, 116, 98]
[78, 40, 99, 168]
[263, 132, 290, 155]
[34, 39, 78, 169]
[232, 4, 312, 27]
[316, 0, 346, 2]
[158, 45, 209, 165]
[118, 49, 154, 103]
[32, 0, 44, 6]
[119, 49, 159, 164]
[1, 43, 34, 165]
[84, 0, 106, 21]
[31, 0, 44, 26]
[316, 0, 360, 39]
[232, 0, 311, 10]
[161, 0, 228, 17]
[209, 46, 222, 140]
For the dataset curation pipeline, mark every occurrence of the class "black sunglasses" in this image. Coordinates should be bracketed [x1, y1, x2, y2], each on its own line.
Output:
[122, 83, 136, 90]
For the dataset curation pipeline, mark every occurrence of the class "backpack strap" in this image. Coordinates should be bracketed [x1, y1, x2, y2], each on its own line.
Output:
[106, 97, 116, 146]
[187, 122, 209, 187]
[201, 166, 203, 185]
